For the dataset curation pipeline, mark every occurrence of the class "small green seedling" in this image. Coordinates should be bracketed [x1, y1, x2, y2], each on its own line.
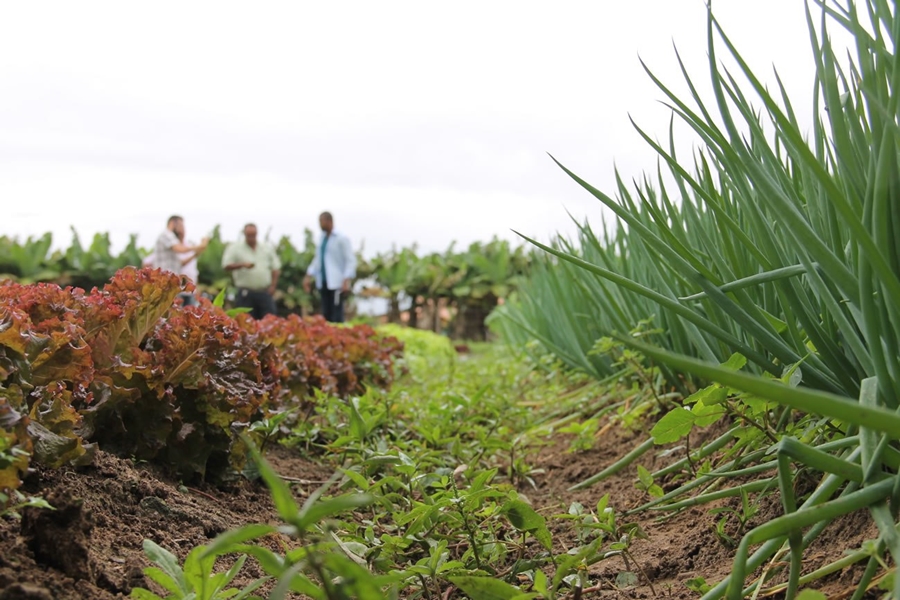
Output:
[131, 539, 268, 600]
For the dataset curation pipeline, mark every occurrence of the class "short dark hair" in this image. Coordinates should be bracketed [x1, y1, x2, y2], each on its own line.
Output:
[167, 215, 183, 226]
[319, 212, 333, 221]
[244, 223, 257, 231]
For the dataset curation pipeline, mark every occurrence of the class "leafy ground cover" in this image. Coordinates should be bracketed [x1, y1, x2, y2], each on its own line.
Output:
[0, 340, 880, 599]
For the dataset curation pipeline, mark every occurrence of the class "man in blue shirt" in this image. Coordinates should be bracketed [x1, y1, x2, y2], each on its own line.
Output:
[303, 212, 356, 322]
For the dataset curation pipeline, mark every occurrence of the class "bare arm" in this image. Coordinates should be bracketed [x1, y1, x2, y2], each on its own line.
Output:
[180, 251, 201, 267]
[171, 242, 193, 254]
[224, 261, 254, 271]
[172, 236, 209, 256]
[221, 242, 251, 271]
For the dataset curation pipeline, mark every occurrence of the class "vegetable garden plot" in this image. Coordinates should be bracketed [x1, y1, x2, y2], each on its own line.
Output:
[0, 343, 880, 599]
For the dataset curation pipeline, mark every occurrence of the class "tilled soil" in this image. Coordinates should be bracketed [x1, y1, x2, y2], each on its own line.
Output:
[0, 425, 880, 599]
[524, 424, 879, 598]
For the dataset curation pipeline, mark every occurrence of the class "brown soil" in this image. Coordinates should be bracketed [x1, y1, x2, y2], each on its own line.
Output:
[0, 446, 334, 600]
[523, 423, 880, 599]
[0, 424, 880, 599]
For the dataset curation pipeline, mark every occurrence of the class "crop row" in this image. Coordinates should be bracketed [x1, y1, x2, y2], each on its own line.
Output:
[0, 267, 403, 497]
[493, 1, 900, 598]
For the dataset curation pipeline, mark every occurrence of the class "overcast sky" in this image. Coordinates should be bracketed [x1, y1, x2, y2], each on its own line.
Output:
[1, 2, 830, 257]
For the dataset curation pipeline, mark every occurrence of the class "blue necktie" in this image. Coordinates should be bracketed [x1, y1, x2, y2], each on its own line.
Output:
[320, 236, 329, 289]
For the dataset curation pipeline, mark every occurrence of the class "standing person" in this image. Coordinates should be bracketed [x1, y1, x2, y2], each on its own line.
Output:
[155, 215, 208, 306]
[144, 232, 199, 282]
[222, 223, 281, 319]
[303, 211, 356, 323]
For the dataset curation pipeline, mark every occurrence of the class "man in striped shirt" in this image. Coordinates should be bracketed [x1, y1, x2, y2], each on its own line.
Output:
[155, 215, 209, 306]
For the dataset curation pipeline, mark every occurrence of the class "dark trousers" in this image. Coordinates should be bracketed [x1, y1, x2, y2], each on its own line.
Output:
[319, 288, 345, 323]
[177, 292, 199, 307]
[235, 288, 277, 320]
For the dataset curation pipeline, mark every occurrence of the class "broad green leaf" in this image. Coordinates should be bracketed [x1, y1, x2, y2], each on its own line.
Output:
[270, 563, 323, 600]
[447, 576, 530, 600]
[502, 499, 552, 550]
[241, 436, 300, 524]
[232, 578, 271, 600]
[339, 468, 371, 490]
[720, 353, 747, 371]
[142, 540, 189, 594]
[319, 553, 385, 600]
[142, 567, 183, 596]
[221, 545, 284, 576]
[622, 338, 900, 438]
[348, 399, 368, 440]
[394, 503, 439, 527]
[202, 524, 277, 559]
[218, 554, 248, 591]
[212, 287, 226, 307]
[741, 394, 774, 415]
[427, 540, 448, 572]
[759, 308, 788, 334]
[436, 560, 466, 573]
[468, 468, 498, 493]
[795, 591, 827, 600]
[683, 384, 728, 406]
[362, 455, 403, 467]
[636, 465, 664, 498]
[651, 408, 696, 444]
[182, 546, 216, 595]
[550, 537, 604, 590]
[130, 590, 165, 600]
[596, 494, 610, 515]
[533, 569, 548, 594]
[782, 362, 803, 388]
[637, 465, 655, 488]
[692, 397, 728, 427]
[405, 565, 432, 576]
[329, 531, 369, 567]
[295, 493, 374, 532]
[685, 576, 711, 593]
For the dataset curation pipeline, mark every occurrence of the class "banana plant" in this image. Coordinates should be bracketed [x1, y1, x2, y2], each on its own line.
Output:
[367, 247, 419, 323]
[0, 227, 536, 331]
[0, 233, 60, 283]
[196, 225, 227, 290]
[274, 228, 317, 315]
[453, 238, 515, 300]
[451, 238, 533, 340]
[65, 230, 148, 289]
[407, 248, 470, 333]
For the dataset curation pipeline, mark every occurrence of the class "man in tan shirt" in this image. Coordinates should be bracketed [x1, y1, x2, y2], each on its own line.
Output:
[222, 223, 282, 319]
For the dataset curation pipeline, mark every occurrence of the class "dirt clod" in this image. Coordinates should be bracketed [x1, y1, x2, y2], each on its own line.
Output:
[0, 583, 54, 600]
[20, 488, 93, 581]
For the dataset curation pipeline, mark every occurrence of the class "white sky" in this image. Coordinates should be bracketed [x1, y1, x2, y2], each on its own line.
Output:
[1, 1, 831, 256]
